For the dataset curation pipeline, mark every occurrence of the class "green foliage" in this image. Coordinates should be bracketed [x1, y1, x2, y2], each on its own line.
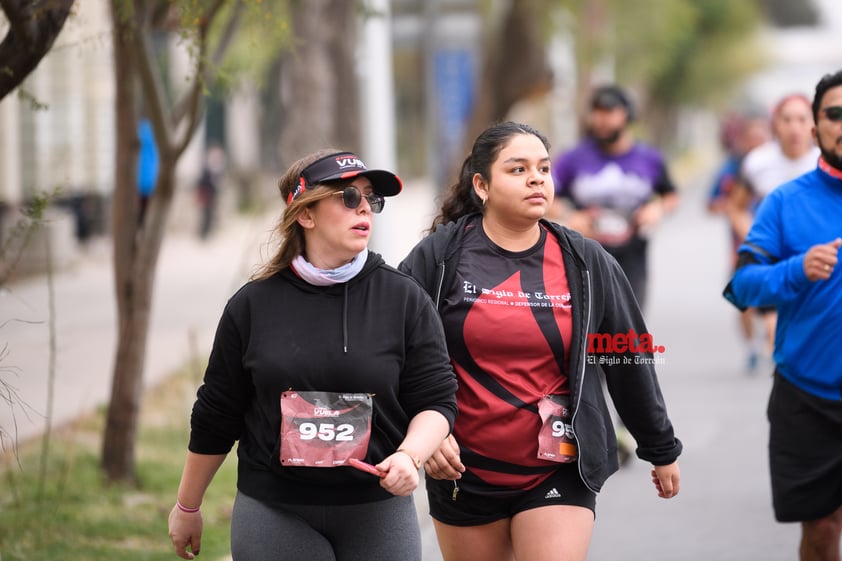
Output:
[612, 0, 700, 87]
[212, 1, 294, 91]
[166, 0, 293, 94]
[0, 366, 238, 561]
[0, 190, 59, 287]
[638, 0, 767, 109]
[16, 88, 49, 111]
[114, 0, 293, 102]
[550, 0, 766, 110]
[110, 0, 135, 26]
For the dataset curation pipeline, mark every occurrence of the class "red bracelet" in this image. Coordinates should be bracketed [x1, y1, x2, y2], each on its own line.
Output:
[176, 500, 201, 513]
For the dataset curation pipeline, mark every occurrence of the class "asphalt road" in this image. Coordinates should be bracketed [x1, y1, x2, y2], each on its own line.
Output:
[581, 182, 801, 561]
[411, 180, 802, 561]
[395, 174, 803, 561]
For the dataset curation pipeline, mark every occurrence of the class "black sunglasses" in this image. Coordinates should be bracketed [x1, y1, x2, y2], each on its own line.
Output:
[820, 106, 842, 122]
[331, 186, 385, 214]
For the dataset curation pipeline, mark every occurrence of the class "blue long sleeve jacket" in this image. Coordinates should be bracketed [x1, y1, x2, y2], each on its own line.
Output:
[724, 162, 842, 401]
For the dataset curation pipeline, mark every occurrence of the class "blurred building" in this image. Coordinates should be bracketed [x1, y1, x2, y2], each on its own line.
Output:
[0, 3, 260, 271]
[744, 0, 842, 111]
[0, 3, 114, 274]
[392, 0, 480, 189]
[0, 0, 485, 268]
[5, 0, 838, 273]
[0, 4, 114, 213]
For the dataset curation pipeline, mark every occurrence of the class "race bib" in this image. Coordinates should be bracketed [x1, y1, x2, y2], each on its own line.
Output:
[537, 394, 578, 463]
[591, 208, 634, 246]
[280, 391, 373, 467]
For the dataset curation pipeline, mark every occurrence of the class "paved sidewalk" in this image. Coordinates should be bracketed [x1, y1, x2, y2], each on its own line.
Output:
[1, 209, 268, 447]
[0, 178, 439, 448]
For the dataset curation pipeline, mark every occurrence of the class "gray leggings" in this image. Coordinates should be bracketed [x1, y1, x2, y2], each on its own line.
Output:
[230, 491, 421, 561]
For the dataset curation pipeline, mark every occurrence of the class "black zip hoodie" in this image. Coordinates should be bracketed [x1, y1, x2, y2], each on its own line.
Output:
[398, 214, 681, 493]
[188, 251, 458, 505]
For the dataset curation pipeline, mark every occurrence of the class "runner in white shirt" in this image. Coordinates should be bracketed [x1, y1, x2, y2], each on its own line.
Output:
[726, 93, 819, 372]
[740, 137, 819, 199]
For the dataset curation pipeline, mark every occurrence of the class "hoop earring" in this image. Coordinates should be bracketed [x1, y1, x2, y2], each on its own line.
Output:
[481, 197, 487, 207]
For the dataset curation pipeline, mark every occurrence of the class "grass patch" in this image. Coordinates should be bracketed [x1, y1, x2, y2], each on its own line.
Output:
[0, 361, 237, 561]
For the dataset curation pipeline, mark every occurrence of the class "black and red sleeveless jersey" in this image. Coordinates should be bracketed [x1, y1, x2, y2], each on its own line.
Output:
[440, 217, 573, 494]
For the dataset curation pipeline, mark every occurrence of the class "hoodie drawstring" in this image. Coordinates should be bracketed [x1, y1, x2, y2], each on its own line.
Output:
[343, 283, 349, 353]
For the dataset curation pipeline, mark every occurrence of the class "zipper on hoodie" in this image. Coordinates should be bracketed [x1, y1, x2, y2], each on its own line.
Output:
[572, 270, 599, 494]
[434, 261, 446, 309]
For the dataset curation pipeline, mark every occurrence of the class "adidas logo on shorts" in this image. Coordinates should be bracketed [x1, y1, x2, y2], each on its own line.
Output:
[544, 487, 562, 499]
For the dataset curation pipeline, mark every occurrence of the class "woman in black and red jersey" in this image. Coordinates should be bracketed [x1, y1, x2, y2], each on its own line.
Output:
[399, 122, 682, 561]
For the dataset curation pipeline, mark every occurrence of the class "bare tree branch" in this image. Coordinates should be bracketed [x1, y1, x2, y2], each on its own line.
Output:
[0, 0, 74, 100]
[0, 0, 31, 43]
[209, 0, 244, 72]
[171, 0, 228, 158]
[129, 23, 173, 155]
[170, 1, 243, 125]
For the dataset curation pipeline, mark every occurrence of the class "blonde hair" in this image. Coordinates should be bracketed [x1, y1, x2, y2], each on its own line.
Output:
[253, 148, 344, 280]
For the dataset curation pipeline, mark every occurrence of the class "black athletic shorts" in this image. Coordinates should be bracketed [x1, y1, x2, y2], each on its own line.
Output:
[767, 372, 842, 522]
[426, 463, 596, 526]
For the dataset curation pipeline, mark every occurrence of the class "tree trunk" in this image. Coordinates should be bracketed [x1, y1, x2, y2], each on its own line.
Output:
[102, 0, 232, 483]
[102, 1, 175, 482]
[463, 0, 552, 163]
[102, 274, 151, 482]
[0, 0, 75, 100]
[102, 170, 174, 482]
[101, 4, 141, 482]
[278, 0, 336, 166]
[326, 0, 359, 151]
[277, 0, 359, 167]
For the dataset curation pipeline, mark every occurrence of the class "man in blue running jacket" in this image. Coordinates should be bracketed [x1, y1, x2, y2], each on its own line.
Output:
[724, 69, 842, 561]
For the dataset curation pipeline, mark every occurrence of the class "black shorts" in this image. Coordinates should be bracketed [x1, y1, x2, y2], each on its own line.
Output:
[767, 372, 842, 522]
[426, 463, 596, 526]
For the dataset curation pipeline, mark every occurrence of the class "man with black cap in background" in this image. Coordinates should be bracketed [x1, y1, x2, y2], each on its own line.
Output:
[549, 84, 679, 312]
[549, 84, 679, 466]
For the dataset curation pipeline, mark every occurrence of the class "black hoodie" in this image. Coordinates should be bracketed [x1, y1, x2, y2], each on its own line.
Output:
[188, 251, 458, 505]
[399, 215, 681, 493]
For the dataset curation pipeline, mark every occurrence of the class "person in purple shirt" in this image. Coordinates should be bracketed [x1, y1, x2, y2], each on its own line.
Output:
[549, 84, 679, 311]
